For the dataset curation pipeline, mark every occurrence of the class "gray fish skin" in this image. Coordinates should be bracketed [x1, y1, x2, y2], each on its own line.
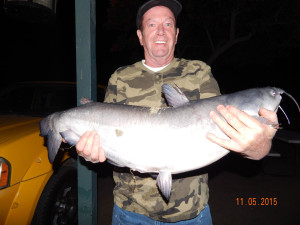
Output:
[40, 85, 283, 199]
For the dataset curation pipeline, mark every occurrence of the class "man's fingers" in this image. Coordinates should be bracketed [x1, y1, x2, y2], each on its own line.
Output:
[206, 133, 238, 151]
[90, 133, 101, 161]
[259, 108, 278, 123]
[209, 106, 240, 139]
[76, 131, 96, 157]
[83, 131, 96, 157]
[225, 105, 262, 129]
[76, 131, 90, 152]
[75, 131, 106, 163]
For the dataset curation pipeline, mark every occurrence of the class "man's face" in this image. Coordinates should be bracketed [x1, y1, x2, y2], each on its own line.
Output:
[137, 6, 179, 65]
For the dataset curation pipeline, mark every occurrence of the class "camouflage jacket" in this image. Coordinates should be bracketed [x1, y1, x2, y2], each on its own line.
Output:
[104, 58, 220, 222]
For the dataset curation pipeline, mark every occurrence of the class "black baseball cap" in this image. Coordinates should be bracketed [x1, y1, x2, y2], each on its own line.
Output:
[136, 0, 182, 29]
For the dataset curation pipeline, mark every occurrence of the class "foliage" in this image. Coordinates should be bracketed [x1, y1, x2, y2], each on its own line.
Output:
[101, 0, 300, 69]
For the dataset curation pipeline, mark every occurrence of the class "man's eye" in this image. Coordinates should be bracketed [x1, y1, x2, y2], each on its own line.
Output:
[149, 24, 155, 27]
[166, 23, 171, 27]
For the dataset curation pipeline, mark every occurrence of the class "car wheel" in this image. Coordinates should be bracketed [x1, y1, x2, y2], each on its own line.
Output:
[31, 161, 78, 225]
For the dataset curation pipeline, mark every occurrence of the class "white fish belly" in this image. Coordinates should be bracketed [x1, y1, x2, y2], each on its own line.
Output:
[98, 124, 229, 174]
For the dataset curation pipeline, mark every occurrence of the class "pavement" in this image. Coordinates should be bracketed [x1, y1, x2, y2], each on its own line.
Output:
[96, 138, 300, 225]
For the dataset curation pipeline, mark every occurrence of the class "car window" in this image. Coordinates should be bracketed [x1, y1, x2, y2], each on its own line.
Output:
[37, 86, 77, 115]
[0, 86, 35, 114]
[0, 83, 106, 116]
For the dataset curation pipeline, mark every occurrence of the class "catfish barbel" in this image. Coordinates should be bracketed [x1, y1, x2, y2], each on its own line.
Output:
[40, 84, 294, 199]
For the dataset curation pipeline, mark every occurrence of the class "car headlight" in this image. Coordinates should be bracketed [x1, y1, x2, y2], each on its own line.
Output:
[0, 158, 11, 189]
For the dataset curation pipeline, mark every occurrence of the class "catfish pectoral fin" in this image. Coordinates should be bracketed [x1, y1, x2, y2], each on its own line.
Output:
[60, 130, 81, 146]
[156, 171, 172, 200]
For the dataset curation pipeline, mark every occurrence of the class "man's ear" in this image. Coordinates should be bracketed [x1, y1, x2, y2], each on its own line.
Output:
[137, 29, 143, 46]
[175, 28, 179, 44]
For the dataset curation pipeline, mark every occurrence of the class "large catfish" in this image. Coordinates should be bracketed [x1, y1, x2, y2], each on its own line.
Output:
[40, 84, 289, 199]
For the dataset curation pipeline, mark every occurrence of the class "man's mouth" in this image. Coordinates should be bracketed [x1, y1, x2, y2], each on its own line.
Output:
[155, 41, 167, 44]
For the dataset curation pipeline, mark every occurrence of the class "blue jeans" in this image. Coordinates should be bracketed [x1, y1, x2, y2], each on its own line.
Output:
[111, 204, 213, 225]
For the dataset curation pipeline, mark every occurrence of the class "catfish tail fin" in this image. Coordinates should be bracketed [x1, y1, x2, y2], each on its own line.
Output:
[40, 114, 62, 163]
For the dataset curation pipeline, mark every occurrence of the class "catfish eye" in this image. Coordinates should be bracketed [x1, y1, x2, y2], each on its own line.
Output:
[270, 89, 276, 96]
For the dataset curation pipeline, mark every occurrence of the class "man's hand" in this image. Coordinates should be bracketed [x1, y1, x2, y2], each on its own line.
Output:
[207, 105, 278, 160]
[75, 131, 106, 163]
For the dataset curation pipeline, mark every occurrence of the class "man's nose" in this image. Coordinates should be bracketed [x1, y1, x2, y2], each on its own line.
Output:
[157, 24, 165, 35]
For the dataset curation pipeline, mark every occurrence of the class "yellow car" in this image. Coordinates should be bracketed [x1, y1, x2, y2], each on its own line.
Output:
[0, 81, 105, 225]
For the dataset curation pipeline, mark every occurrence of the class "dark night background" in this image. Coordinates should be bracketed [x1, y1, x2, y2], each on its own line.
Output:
[1, 0, 299, 129]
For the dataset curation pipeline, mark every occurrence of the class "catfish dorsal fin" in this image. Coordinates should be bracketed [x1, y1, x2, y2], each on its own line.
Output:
[162, 84, 189, 108]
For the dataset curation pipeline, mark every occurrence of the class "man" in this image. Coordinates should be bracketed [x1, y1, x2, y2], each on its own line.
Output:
[76, 0, 278, 224]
